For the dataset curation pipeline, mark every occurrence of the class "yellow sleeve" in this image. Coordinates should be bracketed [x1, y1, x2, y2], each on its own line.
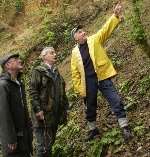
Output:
[94, 14, 120, 44]
[71, 52, 81, 95]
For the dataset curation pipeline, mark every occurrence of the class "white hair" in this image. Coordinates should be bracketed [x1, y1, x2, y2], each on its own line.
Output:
[40, 47, 55, 59]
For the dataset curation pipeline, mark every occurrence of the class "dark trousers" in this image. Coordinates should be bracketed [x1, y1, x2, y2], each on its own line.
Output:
[85, 77, 126, 122]
[34, 125, 58, 157]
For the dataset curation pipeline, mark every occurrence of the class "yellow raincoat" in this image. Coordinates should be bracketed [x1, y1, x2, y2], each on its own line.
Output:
[71, 14, 120, 97]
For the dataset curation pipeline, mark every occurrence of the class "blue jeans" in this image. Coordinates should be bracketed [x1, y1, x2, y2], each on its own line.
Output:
[85, 77, 126, 122]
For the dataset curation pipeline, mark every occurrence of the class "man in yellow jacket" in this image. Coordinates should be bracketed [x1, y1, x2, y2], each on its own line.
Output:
[71, 3, 132, 141]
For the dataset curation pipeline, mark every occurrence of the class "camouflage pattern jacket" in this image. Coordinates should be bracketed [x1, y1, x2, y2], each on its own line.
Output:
[30, 63, 69, 127]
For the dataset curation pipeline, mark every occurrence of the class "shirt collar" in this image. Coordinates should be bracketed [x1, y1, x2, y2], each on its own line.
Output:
[78, 40, 87, 48]
[44, 63, 52, 69]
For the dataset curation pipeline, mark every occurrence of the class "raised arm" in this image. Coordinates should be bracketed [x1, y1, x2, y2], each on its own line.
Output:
[94, 3, 123, 44]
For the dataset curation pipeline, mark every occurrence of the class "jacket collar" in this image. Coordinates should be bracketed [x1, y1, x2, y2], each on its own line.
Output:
[78, 40, 88, 48]
[74, 37, 96, 67]
[36, 63, 59, 80]
[0, 72, 22, 85]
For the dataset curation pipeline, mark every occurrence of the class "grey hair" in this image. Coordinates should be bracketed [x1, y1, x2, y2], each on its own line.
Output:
[40, 47, 55, 59]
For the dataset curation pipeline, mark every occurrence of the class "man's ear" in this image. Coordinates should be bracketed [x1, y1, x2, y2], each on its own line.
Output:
[5, 62, 10, 69]
[74, 35, 78, 42]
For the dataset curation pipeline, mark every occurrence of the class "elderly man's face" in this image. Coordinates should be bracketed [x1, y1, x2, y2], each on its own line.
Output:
[74, 29, 87, 44]
[5, 57, 23, 72]
[44, 50, 57, 65]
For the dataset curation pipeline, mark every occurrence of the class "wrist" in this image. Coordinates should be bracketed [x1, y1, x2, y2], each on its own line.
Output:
[113, 13, 119, 19]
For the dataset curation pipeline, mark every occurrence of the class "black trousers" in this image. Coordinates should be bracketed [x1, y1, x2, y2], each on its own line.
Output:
[84, 76, 126, 122]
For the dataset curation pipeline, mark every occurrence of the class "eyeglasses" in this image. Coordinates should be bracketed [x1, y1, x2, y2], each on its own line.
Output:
[7, 57, 22, 64]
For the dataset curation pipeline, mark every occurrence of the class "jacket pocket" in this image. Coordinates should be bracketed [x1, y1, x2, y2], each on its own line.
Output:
[97, 60, 108, 66]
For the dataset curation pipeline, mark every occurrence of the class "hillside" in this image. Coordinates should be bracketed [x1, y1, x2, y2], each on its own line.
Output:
[0, 0, 150, 157]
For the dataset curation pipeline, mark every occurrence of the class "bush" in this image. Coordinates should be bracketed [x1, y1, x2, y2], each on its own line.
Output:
[130, 0, 146, 43]
[15, 0, 24, 13]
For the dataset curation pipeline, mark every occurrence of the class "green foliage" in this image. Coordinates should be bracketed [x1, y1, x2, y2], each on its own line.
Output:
[39, 16, 74, 63]
[112, 57, 122, 68]
[57, 47, 71, 64]
[52, 116, 81, 157]
[138, 75, 150, 95]
[130, 15, 146, 42]
[52, 89, 84, 156]
[41, 16, 73, 46]
[133, 125, 145, 137]
[118, 80, 134, 94]
[63, 26, 71, 44]
[41, 19, 72, 63]
[44, 31, 55, 45]
[66, 88, 78, 102]
[66, 88, 80, 110]
[88, 128, 123, 157]
[124, 96, 138, 111]
[53, 122, 124, 157]
[15, 0, 24, 13]
[129, 0, 146, 42]
[110, 48, 123, 68]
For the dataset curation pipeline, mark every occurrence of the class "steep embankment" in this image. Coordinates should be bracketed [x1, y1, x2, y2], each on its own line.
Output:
[0, 0, 150, 157]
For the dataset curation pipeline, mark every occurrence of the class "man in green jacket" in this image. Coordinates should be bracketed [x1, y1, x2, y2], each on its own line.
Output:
[30, 47, 69, 157]
[71, 3, 132, 141]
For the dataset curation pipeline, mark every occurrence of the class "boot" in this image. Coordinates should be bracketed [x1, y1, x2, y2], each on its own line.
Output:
[86, 127, 100, 141]
[122, 126, 133, 142]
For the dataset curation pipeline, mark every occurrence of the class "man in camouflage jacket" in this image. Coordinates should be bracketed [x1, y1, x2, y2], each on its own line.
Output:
[30, 47, 69, 157]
